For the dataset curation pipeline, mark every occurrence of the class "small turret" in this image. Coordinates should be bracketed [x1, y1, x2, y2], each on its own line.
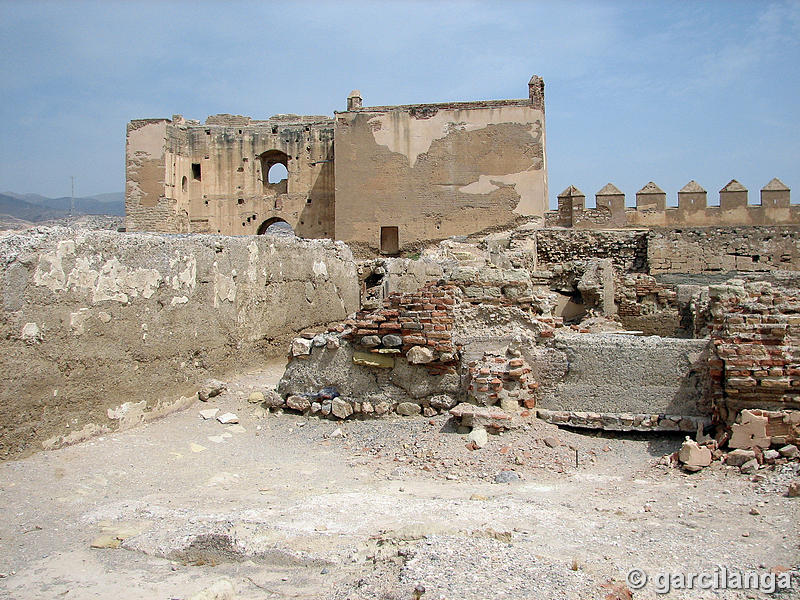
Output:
[347, 90, 362, 111]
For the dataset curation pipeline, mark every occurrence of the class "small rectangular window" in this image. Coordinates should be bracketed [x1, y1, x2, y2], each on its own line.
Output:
[380, 226, 399, 255]
[192, 163, 201, 181]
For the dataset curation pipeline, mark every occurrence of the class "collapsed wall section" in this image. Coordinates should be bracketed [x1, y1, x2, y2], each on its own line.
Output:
[0, 228, 359, 459]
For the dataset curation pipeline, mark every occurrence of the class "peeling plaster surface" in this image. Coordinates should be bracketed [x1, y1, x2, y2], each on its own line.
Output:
[34, 245, 162, 303]
[459, 167, 546, 216]
[2, 228, 360, 460]
[368, 106, 544, 168]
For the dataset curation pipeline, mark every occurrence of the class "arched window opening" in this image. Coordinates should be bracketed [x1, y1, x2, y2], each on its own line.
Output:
[268, 163, 288, 183]
[181, 176, 187, 192]
[257, 217, 294, 236]
[259, 150, 289, 194]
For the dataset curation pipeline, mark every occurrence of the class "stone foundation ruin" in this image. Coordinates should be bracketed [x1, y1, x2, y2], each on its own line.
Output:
[3, 74, 799, 477]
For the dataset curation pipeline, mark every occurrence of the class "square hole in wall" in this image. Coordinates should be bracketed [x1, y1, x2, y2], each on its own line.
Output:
[380, 226, 399, 255]
[192, 163, 202, 181]
[237, 198, 244, 205]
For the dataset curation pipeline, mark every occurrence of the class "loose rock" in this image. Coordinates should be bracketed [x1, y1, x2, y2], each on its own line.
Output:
[467, 426, 489, 449]
[494, 470, 520, 484]
[216, 413, 239, 425]
[397, 402, 422, 416]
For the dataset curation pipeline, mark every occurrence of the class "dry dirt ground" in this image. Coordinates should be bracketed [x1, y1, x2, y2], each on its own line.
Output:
[0, 360, 798, 600]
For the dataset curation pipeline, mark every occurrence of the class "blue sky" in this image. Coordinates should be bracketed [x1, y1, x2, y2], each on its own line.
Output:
[1, 0, 798, 209]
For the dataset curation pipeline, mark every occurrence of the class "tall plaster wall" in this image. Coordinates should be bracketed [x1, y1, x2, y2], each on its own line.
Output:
[0, 229, 358, 460]
[334, 99, 547, 253]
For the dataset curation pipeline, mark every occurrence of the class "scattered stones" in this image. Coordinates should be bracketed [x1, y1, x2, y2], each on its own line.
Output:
[329, 428, 343, 438]
[20, 322, 41, 344]
[467, 426, 488, 449]
[312, 334, 327, 347]
[429, 395, 457, 410]
[287, 395, 311, 412]
[262, 390, 285, 409]
[729, 410, 771, 449]
[198, 379, 226, 402]
[677, 438, 712, 467]
[788, 482, 800, 498]
[332, 398, 354, 419]
[740, 459, 759, 474]
[779, 444, 798, 459]
[543, 436, 560, 449]
[407, 345, 435, 364]
[725, 449, 756, 467]
[199, 408, 219, 420]
[763, 449, 780, 462]
[450, 403, 517, 431]
[216, 413, 239, 425]
[396, 402, 422, 417]
[247, 391, 265, 404]
[494, 470, 520, 484]
[189, 443, 207, 453]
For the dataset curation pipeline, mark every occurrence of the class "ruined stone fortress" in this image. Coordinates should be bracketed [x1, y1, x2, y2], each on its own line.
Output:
[126, 74, 797, 253]
[1, 75, 798, 468]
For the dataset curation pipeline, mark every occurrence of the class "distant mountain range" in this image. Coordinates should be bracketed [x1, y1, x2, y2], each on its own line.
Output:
[0, 191, 124, 222]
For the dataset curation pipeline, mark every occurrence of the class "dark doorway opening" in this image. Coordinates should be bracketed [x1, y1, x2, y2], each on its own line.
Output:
[257, 217, 294, 236]
[380, 226, 399, 255]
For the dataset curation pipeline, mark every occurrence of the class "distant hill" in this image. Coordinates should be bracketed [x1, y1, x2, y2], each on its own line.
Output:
[0, 191, 124, 221]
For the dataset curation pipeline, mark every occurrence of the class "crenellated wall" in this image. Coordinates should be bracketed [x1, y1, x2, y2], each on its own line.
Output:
[551, 178, 798, 229]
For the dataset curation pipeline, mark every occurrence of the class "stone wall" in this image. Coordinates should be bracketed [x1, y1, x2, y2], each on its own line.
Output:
[533, 229, 648, 272]
[648, 227, 800, 274]
[126, 114, 335, 239]
[334, 78, 548, 254]
[0, 228, 359, 459]
[708, 280, 800, 423]
[536, 333, 712, 419]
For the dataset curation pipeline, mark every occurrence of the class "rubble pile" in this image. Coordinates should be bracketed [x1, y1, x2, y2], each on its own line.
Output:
[465, 352, 538, 410]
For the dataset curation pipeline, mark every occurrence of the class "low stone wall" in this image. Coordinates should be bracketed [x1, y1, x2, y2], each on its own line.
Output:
[534, 229, 648, 272]
[536, 333, 712, 418]
[0, 228, 359, 459]
[648, 227, 800, 274]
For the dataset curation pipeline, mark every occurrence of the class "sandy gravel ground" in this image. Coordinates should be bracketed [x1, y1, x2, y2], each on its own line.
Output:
[0, 360, 798, 600]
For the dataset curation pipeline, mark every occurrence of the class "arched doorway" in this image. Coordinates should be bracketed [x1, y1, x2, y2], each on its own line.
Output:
[257, 217, 294, 236]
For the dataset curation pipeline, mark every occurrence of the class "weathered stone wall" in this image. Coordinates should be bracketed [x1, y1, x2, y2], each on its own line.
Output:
[126, 114, 335, 239]
[0, 228, 359, 459]
[534, 229, 648, 272]
[536, 333, 712, 418]
[648, 227, 800, 274]
[708, 280, 800, 423]
[334, 79, 547, 253]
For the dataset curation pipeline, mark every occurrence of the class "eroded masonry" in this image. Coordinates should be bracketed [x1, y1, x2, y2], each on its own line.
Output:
[126, 76, 548, 253]
[2, 75, 798, 472]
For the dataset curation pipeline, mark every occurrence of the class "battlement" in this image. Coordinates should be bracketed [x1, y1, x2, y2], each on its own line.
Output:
[550, 179, 798, 228]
